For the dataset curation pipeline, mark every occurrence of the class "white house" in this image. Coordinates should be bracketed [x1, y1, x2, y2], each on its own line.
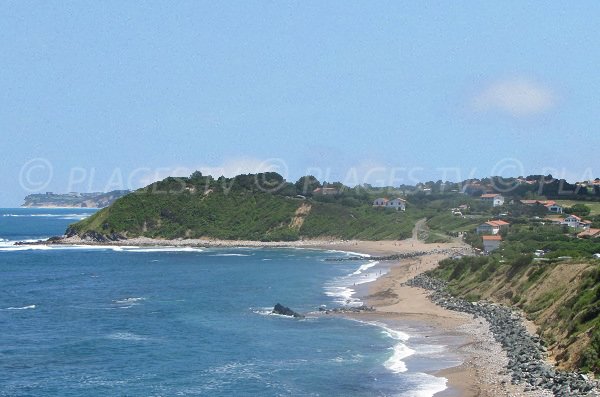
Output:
[480, 194, 505, 207]
[476, 220, 510, 235]
[562, 215, 581, 228]
[545, 203, 564, 214]
[387, 198, 406, 211]
[520, 199, 563, 214]
[373, 198, 406, 211]
[313, 187, 338, 196]
[482, 235, 502, 253]
[373, 198, 389, 207]
[561, 215, 591, 229]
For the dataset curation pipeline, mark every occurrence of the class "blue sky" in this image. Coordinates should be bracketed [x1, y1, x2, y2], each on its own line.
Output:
[1, 2, 599, 205]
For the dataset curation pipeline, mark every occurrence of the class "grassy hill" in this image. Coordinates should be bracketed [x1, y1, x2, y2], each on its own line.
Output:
[67, 173, 419, 241]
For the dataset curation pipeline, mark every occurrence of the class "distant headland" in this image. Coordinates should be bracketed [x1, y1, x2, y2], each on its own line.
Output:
[21, 190, 130, 208]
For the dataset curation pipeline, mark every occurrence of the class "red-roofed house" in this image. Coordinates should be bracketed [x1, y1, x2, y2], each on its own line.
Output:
[480, 194, 505, 207]
[519, 199, 563, 213]
[373, 198, 389, 207]
[483, 235, 502, 252]
[476, 220, 510, 235]
[578, 228, 600, 239]
[313, 187, 338, 196]
[561, 215, 591, 229]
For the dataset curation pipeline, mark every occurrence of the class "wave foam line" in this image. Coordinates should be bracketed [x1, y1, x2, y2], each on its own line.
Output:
[4, 304, 36, 310]
[0, 244, 204, 253]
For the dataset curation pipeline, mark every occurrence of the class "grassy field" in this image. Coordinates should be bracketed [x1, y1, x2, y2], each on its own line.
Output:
[554, 200, 600, 216]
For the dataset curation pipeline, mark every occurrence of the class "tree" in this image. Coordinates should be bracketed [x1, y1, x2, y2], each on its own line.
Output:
[295, 176, 321, 195]
[565, 204, 591, 217]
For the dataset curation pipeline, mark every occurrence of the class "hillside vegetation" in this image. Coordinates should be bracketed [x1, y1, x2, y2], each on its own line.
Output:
[430, 246, 600, 374]
[68, 172, 419, 241]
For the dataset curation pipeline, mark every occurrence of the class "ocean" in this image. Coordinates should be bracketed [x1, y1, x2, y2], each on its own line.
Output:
[0, 208, 459, 396]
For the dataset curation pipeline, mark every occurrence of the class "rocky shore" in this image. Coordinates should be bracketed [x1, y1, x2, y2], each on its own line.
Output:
[405, 274, 600, 397]
[326, 247, 474, 262]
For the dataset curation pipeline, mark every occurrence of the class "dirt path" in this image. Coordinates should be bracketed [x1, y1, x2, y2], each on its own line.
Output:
[411, 217, 428, 240]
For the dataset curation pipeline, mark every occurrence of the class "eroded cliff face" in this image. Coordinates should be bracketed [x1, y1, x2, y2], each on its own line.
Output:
[433, 257, 600, 374]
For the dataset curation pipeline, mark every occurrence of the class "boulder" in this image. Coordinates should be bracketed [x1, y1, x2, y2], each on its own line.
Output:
[272, 303, 304, 318]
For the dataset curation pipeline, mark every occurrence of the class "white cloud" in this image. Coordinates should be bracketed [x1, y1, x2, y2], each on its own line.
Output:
[135, 158, 287, 188]
[472, 78, 556, 117]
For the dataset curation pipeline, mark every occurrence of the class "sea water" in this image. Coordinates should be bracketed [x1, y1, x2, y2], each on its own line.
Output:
[0, 208, 457, 396]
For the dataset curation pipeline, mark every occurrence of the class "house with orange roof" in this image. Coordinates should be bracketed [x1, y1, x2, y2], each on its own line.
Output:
[561, 215, 591, 229]
[313, 187, 338, 196]
[476, 220, 510, 235]
[373, 198, 389, 207]
[578, 228, 600, 239]
[519, 199, 563, 214]
[483, 235, 502, 252]
[480, 193, 504, 207]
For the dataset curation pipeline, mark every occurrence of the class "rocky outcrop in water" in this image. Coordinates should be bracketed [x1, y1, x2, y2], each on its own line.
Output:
[405, 274, 600, 397]
[272, 303, 304, 318]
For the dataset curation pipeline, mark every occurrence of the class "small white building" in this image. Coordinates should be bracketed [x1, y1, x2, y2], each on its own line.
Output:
[561, 215, 591, 229]
[482, 235, 502, 253]
[476, 220, 510, 235]
[373, 198, 389, 207]
[545, 203, 563, 214]
[387, 198, 406, 211]
[373, 197, 406, 211]
[313, 187, 338, 196]
[480, 194, 505, 207]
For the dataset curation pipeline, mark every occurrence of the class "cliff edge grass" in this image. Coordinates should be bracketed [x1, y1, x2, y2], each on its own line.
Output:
[67, 172, 419, 242]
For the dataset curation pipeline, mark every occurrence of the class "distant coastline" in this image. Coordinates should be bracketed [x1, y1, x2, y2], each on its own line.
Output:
[21, 190, 129, 209]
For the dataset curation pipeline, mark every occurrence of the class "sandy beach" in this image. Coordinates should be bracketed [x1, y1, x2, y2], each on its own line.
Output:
[49, 235, 551, 396]
[331, 239, 551, 397]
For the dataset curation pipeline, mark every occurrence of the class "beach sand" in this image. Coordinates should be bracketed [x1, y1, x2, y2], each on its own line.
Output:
[334, 239, 551, 397]
[51, 235, 550, 396]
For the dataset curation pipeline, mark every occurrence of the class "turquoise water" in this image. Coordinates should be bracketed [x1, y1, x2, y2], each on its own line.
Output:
[0, 208, 453, 396]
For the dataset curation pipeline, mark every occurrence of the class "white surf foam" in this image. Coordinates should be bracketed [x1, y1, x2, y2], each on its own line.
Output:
[399, 372, 448, 397]
[120, 247, 204, 253]
[351, 261, 379, 275]
[326, 249, 371, 258]
[385, 342, 416, 373]
[4, 304, 36, 310]
[107, 332, 147, 341]
[251, 307, 296, 318]
[113, 297, 145, 305]
[210, 253, 251, 257]
[0, 243, 204, 253]
[323, 260, 384, 306]
[1, 213, 90, 219]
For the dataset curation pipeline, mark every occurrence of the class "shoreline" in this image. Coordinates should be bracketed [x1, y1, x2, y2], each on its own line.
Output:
[330, 240, 553, 397]
[47, 235, 486, 395]
[18, 235, 547, 396]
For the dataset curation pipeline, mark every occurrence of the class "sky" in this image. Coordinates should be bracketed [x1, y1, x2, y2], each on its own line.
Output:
[1, 1, 599, 206]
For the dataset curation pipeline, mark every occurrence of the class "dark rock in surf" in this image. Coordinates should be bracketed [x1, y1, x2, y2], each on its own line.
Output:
[272, 303, 304, 318]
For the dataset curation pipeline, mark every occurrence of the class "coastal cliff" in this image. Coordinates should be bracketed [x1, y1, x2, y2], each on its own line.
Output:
[22, 190, 130, 208]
